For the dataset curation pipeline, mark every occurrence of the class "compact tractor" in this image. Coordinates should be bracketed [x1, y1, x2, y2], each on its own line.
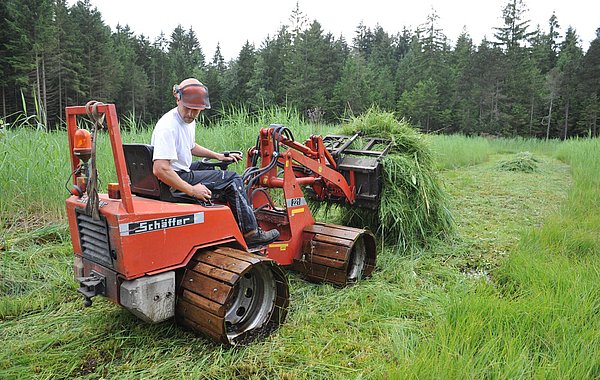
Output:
[66, 102, 390, 345]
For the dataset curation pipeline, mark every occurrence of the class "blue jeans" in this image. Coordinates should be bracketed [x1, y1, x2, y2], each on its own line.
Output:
[178, 162, 258, 234]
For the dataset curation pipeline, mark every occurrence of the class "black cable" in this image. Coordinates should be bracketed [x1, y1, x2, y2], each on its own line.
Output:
[64, 167, 79, 194]
[249, 187, 277, 212]
[243, 125, 296, 193]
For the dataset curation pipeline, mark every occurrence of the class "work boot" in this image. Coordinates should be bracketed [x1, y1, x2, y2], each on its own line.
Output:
[245, 227, 280, 248]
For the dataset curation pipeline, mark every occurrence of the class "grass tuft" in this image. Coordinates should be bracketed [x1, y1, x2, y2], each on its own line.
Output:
[496, 151, 541, 173]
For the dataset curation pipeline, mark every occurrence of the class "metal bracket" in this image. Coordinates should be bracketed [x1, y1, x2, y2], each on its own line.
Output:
[76, 271, 106, 307]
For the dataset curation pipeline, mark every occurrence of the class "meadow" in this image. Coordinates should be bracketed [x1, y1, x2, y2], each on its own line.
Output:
[1, 110, 598, 379]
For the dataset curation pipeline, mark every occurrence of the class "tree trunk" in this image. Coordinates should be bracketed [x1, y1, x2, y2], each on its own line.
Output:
[2, 87, 5, 119]
[36, 52, 42, 124]
[58, 56, 63, 123]
[529, 94, 534, 136]
[479, 98, 484, 125]
[546, 97, 553, 140]
[42, 55, 48, 130]
[492, 83, 500, 125]
[563, 100, 570, 140]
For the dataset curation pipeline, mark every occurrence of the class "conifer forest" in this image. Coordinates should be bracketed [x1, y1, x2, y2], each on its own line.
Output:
[1, 0, 599, 138]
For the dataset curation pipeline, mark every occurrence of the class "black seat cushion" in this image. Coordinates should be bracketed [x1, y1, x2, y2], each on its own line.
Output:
[122, 144, 198, 204]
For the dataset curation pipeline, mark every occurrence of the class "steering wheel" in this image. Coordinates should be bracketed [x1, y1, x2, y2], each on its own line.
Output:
[200, 151, 243, 170]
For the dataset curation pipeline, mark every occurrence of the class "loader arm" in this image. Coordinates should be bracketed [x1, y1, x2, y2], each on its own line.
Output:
[249, 126, 356, 205]
[262, 148, 355, 203]
[245, 125, 377, 285]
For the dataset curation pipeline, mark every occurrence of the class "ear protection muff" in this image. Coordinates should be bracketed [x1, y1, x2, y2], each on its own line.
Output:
[173, 84, 182, 100]
[70, 184, 83, 197]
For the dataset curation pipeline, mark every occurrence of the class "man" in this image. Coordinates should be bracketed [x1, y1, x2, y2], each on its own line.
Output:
[151, 78, 279, 248]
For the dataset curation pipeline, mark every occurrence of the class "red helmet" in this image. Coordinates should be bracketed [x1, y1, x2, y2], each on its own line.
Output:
[173, 78, 211, 110]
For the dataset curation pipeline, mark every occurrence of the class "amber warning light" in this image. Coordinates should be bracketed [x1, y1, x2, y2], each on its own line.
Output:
[70, 128, 93, 197]
[73, 128, 92, 162]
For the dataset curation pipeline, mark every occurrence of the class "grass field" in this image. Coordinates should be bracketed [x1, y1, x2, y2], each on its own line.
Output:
[1, 113, 598, 379]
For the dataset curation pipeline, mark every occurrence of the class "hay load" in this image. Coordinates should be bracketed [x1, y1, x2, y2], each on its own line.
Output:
[326, 109, 455, 251]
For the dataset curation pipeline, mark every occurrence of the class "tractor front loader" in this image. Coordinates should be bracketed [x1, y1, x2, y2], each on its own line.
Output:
[66, 103, 388, 345]
[241, 125, 389, 286]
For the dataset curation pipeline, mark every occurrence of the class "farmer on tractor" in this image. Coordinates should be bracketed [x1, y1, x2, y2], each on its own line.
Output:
[151, 77, 279, 248]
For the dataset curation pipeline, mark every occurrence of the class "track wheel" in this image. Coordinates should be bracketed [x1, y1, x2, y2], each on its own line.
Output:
[293, 223, 377, 286]
[176, 246, 289, 345]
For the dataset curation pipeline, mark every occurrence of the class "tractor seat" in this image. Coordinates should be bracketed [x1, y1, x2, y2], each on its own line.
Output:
[122, 144, 198, 204]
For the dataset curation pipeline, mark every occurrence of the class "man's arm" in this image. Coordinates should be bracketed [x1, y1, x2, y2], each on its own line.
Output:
[191, 143, 242, 162]
[152, 159, 212, 201]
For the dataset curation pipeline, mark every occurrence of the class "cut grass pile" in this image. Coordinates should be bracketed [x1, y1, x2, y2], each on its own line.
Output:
[326, 108, 455, 251]
[496, 151, 541, 172]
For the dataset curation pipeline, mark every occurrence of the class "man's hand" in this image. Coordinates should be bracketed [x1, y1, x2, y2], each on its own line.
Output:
[191, 183, 212, 201]
[154, 159, 212, 201]
[217, 151, 243, 163]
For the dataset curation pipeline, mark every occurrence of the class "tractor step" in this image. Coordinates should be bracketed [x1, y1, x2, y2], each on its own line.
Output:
[175, 246, 289, 346]
[291, 223, 377, 286]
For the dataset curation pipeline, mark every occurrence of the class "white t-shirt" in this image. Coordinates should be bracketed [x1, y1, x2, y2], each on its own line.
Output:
[151, 108, 195, 172]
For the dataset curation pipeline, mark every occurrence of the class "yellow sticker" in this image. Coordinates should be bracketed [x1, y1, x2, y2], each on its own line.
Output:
[318, 166, 323, 173]
[291, 207, 305, 216]
[269, 243, 288, 251]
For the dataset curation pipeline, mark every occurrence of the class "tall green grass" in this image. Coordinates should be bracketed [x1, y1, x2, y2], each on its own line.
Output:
[387, 138, 600, 378]
[489, 136, 563, 156]
[429, 134, 492, 169]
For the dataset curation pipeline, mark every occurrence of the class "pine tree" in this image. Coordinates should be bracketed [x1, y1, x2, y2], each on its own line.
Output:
[353, 22, 374, 59]
[492, 0, 540, 135]
[333, 53, 370, 116]
[493, 0, 536, 52]
[396, 9, 450, 131]
[203, 43, 227, 116]
[226, 41, 256, 106]
[0, 0, 10, 117]
[578, 29, 600, 136]
[469, 39, 506, 134]
[70, 0, 119, 102]
[248, 27, 293, 109]
[398, 78, 439, 132]
[48, 0, 83, 123]
[112, 25, 149, 120]
[169, 25, 206, 84]
[448, 31, 477, 133]
[285, 20, 345, 120]
[4, 0, 56, 127]
[364, 26, 397, 111]
[556, 27, 584, 138]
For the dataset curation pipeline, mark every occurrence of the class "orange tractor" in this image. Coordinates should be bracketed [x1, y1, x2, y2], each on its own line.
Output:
[66, 103, 389, 345]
